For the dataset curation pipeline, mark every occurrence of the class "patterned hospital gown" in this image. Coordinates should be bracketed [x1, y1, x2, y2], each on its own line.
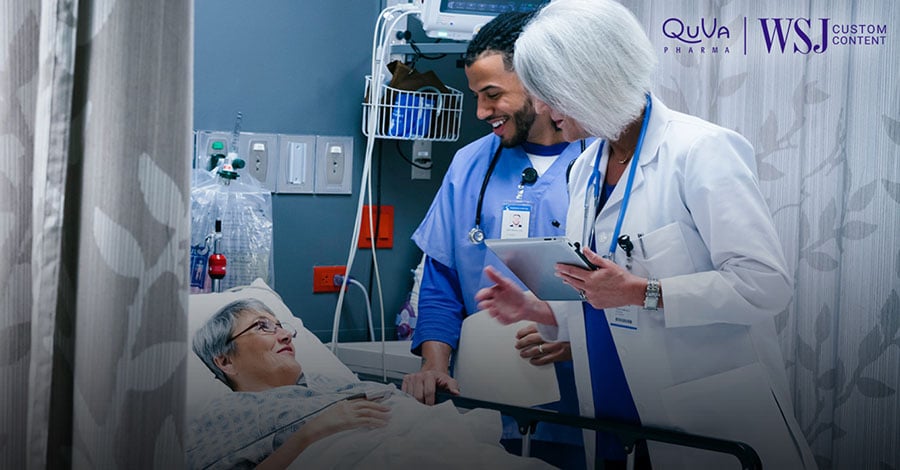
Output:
[186, 381, 394, 470]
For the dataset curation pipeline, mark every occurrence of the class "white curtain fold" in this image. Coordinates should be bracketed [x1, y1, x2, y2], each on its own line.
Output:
[1, 0, 191, 468]
[626, 1, 900, 468]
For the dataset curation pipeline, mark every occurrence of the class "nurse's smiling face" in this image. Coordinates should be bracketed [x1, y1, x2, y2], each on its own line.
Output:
[465, 53, 536, 148]
[534, 98, 589, 142]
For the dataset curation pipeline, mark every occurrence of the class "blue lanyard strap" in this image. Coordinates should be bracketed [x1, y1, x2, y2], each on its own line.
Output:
[606, 94, 653, 257]
[587, 142, 605, 201]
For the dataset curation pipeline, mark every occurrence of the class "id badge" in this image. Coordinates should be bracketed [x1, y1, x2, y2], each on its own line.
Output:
[500, 202, 532, 239]
[608, 306, 639, 332]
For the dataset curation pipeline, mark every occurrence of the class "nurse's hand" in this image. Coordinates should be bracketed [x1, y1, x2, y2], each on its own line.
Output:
[555, 246, 647, 309]
[515, 323, 572, 365]
[475, 266, 557, 326]
[402, 369, 459, 406]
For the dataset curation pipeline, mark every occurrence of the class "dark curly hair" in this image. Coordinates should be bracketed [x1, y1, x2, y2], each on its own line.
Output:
[464, 10, 539, 70]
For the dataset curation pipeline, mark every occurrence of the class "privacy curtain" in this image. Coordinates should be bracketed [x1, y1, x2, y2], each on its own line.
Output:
[623, 1, 899, 468]
[1, 0, 191, 468]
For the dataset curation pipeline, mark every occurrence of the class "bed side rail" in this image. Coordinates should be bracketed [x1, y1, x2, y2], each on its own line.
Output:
[437, 392, 762, 470]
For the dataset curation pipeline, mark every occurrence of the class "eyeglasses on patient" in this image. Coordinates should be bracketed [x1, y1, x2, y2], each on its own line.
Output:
[227, 318, 298, 343]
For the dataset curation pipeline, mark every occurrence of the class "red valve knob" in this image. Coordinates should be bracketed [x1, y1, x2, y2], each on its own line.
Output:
[208, 253, 227, 280]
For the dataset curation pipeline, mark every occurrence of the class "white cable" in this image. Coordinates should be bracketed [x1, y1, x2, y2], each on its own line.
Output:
[335, 275, 376, 342]
[330, 5, 420, 367]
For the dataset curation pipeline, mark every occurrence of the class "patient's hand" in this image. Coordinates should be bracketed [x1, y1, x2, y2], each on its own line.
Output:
[309, 399, 391, 436]
[515, 323, 572, 366]
[402, 369, 460, 406]
[258, 398, 391, 470]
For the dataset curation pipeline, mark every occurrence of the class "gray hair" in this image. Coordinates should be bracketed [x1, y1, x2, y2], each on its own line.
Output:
[192, 298, 276, 389]
[514, 0, 657, 140]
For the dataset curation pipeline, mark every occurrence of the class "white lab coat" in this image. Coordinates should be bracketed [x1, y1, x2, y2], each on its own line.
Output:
[540, 96, 816, 469]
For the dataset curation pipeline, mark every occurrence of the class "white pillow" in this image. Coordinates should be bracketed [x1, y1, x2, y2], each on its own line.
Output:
[187, 279, 359, 420]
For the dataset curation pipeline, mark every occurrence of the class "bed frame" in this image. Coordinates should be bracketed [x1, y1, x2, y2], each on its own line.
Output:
[436, 392, 762, 470]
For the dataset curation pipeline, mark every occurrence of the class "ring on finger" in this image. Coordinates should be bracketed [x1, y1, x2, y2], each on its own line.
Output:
[538, 343, 544, 354]
[579, 289, 586, 300]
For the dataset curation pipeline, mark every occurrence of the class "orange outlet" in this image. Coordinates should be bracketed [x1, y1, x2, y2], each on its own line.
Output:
[313, 266, 346, 293]
[358, 205, 394, 249]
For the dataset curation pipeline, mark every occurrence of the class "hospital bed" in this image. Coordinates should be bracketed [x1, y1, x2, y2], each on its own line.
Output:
[187, 279, 762, 469]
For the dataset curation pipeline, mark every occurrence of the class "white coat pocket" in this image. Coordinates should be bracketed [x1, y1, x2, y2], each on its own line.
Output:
[630, 222, 703, 279]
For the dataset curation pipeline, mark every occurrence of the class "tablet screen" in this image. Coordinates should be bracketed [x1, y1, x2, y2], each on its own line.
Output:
[485, 237, 593, 301]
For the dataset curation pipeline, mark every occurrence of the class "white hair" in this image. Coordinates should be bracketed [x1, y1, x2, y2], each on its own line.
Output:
[514, 0, 657, 140]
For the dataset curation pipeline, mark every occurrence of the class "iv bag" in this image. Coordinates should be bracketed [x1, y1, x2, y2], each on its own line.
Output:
[190, 169, 274, 292]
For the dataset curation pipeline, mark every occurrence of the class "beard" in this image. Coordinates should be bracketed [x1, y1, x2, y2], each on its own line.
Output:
[500, 99, 536, 148]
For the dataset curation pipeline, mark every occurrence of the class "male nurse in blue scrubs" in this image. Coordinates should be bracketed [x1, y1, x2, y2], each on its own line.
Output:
[401, 10, 590, 469]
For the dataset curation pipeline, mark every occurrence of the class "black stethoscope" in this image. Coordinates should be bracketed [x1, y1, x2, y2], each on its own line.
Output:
[467, 140, 585, 245]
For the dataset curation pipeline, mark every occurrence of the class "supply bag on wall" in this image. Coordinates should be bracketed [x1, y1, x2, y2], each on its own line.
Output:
[385, 60, 448, 138]
[190, 169, 274, 292]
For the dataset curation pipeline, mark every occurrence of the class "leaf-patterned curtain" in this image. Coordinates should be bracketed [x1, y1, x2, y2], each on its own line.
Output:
[1, 0, 191, 468]
[624, 1, 900, 468]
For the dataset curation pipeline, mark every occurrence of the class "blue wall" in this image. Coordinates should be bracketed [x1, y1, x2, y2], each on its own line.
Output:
[194, 1, 486, 341]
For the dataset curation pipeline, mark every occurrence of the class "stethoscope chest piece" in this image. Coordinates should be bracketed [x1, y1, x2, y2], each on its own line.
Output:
[468, 226, 485, 244]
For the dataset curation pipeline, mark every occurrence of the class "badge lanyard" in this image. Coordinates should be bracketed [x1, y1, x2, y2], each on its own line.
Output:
[469, 141, 583, 244]
[582, 94, 653, 259]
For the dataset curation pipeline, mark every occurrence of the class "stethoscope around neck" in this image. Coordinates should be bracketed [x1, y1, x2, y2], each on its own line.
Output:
[467, 145, 539, 245]
[582, 93, 653, 258]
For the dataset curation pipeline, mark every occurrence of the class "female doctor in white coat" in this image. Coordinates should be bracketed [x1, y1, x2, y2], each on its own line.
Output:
[475, 0, 817, 468]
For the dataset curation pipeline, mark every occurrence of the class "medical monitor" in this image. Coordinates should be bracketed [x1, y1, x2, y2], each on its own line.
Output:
[419, 0, 549, 41]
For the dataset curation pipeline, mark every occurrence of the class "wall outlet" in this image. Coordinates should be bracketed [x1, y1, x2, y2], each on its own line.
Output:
[314, 136, 353, 194]
[238, 132, 279, 192]
[411, 140, 432, 180]
[358, 205, 394, 249]
[313, 265, 347, 293]
[276, 134, 317, 194]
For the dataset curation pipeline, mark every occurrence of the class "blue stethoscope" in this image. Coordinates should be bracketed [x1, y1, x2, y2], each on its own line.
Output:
[581, 94, 652, 259]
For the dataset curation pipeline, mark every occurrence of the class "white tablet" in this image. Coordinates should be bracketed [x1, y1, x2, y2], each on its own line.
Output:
[484, 237, 596, 301]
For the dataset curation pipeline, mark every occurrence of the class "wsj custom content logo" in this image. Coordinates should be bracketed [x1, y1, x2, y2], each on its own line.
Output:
[759, 18, 887, 53]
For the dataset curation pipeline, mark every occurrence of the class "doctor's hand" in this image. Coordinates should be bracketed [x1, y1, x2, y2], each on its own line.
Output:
[555, 246, 647, 310]
[475, 266, 557, 326]
[515, 323, 572, 366]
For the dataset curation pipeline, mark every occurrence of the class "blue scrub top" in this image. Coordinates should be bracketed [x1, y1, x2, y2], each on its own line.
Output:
[411, 134, 590, 448]
[412, 134, 584, 351]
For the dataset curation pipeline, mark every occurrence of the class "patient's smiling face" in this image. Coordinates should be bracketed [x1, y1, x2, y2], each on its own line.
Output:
[218, 311, 303, 392]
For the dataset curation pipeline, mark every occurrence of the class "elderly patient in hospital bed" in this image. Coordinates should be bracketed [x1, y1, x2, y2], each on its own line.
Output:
[186, 284, 553, 469]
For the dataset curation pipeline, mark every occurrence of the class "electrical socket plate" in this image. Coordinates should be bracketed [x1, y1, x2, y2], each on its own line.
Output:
[312, 265, 346, 293]
[238, 132, 279, 192]
[411, 140, 432, 180]
[276, 134, 317, 194]
[314, 136, 353, 194]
